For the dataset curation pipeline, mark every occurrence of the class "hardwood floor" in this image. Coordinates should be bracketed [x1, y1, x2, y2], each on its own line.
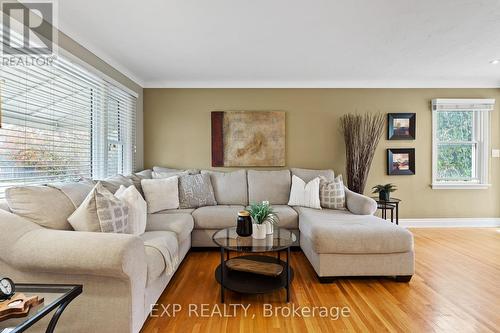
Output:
[141, 228, 500, 333]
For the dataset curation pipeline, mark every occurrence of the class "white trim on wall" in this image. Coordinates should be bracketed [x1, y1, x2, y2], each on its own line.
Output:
[400, 218, 500, 228]
[143, 80, 500, 88]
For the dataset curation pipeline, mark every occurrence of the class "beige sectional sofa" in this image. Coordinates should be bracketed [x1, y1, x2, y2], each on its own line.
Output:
[0, 168, 414, 333]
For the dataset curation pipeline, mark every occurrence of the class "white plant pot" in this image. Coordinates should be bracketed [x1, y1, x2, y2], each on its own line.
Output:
[265, 221, 274, 234]
[252, 223, 267, 239]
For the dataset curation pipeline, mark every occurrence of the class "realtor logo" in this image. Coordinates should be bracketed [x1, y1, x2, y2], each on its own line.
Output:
[1, 0, 57, 57]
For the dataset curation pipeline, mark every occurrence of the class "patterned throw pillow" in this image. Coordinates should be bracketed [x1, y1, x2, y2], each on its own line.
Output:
[319, 175, 346, 210]
[68, 182, 129, 233]
[178, 174, 217, 209]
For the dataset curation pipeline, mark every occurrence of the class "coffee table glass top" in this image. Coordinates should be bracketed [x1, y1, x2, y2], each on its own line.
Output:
[212, 227, 296, 252]
[0, 284, 82, 333]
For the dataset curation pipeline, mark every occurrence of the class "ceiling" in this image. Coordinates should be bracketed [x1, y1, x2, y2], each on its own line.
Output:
[58, 0, 500, 88]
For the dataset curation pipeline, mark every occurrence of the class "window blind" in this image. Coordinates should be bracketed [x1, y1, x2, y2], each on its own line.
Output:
[0, 31, 136, 198]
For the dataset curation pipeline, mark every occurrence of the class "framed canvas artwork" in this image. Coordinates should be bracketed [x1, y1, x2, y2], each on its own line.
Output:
[387, 113, 416, 140]
[387, 148, 415, 175]
[211, 111, 285, 167]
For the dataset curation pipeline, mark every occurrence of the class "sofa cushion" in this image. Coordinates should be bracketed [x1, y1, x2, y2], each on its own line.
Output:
[141, 177, 179, 213]
[296, 207, 413, 254]
[135, 169, 153, 179]
[48, 181, 95, 208]
[192, 205, 245, 229]
[0, 199, 11, 212]
[152, 170, 189, 179]
[291, 168, 335, 183]
[247, 170, 291, 205]
[153, 166, 200, 175]
[68, 183, 129, 233]
[178, 173, 217, 208]
[201, 170, 248, 205]
[101, 175, 135, 194]
[125, 173, 149, 196]
[155, 208, 195, 214]
[140, 231, 179, 283]
[6, 185, 74, 230]
[245, 205, 298, 229]
[146, 212, 194, 242]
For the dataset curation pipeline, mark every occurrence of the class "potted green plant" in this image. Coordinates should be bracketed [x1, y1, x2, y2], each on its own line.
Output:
[248, 201, 279, 239]
[372, 183, 397, 201]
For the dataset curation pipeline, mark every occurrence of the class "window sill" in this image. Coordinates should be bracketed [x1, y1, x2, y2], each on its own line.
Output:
[431, 183, 491, 190]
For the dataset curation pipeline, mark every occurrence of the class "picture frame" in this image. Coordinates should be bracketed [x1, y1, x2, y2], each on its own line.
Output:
[387, 148, 415, 175]
[387, 113, 416, 140]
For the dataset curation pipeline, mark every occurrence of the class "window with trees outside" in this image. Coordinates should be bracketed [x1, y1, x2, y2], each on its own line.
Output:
[0, 48, 137, 198]
[431, 99, 494, 189]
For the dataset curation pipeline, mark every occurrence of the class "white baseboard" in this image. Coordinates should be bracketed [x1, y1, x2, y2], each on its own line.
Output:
[399, 218, 500, 228]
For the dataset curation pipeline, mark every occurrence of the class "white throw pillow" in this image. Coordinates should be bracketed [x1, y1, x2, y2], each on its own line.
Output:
[115, 185, 147, 235]
[287, 175, 321, 209]
[141, 176, 179, 213]
[68, 182, 129, 233]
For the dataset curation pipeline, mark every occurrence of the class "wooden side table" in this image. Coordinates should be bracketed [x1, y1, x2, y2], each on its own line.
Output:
[372, 197, 401, 225]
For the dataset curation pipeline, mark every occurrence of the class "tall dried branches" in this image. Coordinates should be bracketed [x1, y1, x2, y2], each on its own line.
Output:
[340, 113, 385, 194]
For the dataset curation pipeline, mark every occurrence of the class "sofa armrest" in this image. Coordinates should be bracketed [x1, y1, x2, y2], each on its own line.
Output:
[0, 209, 147, 280]
[344, 187, 377, 215]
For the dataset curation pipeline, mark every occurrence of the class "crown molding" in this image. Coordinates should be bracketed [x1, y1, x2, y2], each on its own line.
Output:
[143, 80, 500, 89]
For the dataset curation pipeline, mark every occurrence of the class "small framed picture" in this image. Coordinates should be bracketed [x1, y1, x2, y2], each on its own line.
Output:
[387, 113, 416, 140]
[387, 148, 415, 175]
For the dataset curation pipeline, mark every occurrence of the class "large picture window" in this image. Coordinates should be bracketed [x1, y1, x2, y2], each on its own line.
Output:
[0, 50, 137, 198]
[431, 99, 494, 189]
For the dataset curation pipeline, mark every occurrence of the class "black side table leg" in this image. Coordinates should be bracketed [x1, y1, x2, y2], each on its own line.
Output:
[396, 203, 399, 225]
[220, 247, 225, 303]
[45, 294, 78, 333]
[391, 208, 394, 223]
[287, 248, 291, 302]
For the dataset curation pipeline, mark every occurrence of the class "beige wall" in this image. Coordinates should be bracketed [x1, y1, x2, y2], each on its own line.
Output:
[144, 88, 500, 218]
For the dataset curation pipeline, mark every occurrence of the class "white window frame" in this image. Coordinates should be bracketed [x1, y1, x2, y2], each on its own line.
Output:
[431, 99, 494, 190]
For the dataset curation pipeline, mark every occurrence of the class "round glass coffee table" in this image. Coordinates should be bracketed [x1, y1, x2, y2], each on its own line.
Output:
[212, 227, 296, 303]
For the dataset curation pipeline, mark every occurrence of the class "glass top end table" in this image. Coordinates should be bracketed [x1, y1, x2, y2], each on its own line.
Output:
[0, 284, 82, 333]
[212, 227, 296, 303]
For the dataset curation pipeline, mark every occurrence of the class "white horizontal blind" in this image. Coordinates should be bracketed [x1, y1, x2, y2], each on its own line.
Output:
[0, 31, 136, 198]
[104, 85, 136, 178]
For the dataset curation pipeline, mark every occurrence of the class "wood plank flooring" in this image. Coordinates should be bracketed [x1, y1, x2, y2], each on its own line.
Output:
[141, 228, 500, 333]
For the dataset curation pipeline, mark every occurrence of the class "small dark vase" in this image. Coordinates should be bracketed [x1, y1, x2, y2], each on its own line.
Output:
[379, 190, 390, 201]
[236, 211, 252, 237]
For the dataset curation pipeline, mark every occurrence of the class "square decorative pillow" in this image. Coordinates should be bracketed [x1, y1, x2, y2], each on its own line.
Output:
[141, 176, 179, 213]
[178, 173, 217, 209]
[320, 175, 346, 210]
[287, 175, 321, 209]
[115, 185, 147, 235]
[68, 182, 129, 233]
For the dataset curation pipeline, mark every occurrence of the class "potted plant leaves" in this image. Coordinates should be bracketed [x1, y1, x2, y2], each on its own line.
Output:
[248, 201, 280, 239]
[372, 183, 397, 201]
